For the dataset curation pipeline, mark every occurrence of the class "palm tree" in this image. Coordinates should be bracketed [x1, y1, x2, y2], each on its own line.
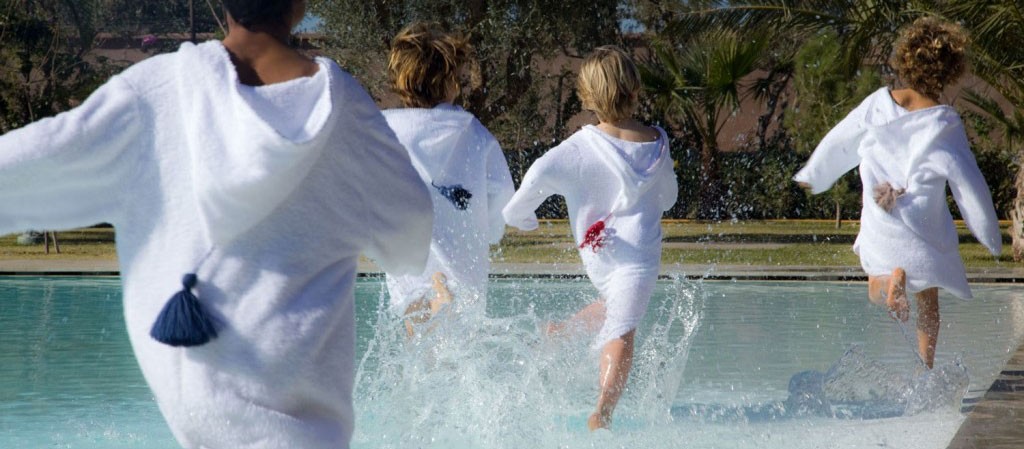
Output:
[640, 29, 766, 219]
[655, 0, 1024, 259]
[937, 1, 1024, 260]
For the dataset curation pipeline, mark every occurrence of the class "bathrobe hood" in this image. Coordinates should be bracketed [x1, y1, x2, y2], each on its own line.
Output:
[859, 88, 961, 189]
[581, 125, 671, 213]
[176, 41, 336, 246]
[857, 88, 996, 254]
[378, 104, 477, 183]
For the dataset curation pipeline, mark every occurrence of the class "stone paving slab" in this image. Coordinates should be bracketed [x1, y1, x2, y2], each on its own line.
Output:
[948, 343, 1024, 449]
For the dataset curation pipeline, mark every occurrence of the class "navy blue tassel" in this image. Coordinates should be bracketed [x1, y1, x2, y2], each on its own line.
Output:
[431, 181, 472, 210]
[150, 273, 218, 347]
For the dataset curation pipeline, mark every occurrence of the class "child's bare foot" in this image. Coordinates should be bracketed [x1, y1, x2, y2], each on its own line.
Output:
[587, 410, 610, 431]
[429, 272, 453, 315]
[886, 268, 909, 322]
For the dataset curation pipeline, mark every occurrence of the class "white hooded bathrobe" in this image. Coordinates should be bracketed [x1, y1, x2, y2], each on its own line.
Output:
[382, 104, 515, 314]
[503, 125, 678, 347]
[0, 41, 433, 449]
[794, 87, 1002, 299]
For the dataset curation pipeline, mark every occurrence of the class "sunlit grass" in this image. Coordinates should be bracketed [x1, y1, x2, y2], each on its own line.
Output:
[0, 228, 116, 259]
[497, 219, 1015, 268]
[0, 220, 1016, 268]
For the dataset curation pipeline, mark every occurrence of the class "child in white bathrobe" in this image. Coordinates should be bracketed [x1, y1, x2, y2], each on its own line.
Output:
[503, 46, 678, 430]
[0, 1, 432, 448]
[381, 22, 515, 334]
[794, 17, 1002, 369]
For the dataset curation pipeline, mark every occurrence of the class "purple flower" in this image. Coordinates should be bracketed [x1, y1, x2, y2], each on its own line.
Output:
[141, 35, 158, 47]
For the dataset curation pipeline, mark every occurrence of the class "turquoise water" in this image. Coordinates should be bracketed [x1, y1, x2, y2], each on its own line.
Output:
[1, 276, 1022, 448]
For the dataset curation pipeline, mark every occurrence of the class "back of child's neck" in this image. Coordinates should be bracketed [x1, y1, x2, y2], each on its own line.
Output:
[596, 118, 659, 143]
[222, 25, 317, 87]
[890, 88, 941, 112]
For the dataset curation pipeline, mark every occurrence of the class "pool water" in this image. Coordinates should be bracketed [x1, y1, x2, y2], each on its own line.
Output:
[1, 277, 1022, 448]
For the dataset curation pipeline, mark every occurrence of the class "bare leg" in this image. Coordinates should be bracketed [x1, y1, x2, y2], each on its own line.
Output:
[916, 288, 939, 369]
[402, 272, 454, 337]
[546, 301, 606, 337]
[588, 329, 636, 431]
[886, 268, 909, 322]
[867, 269, 908, 321]
[402, 299, 430, 337]
[429, 272, 453, 315]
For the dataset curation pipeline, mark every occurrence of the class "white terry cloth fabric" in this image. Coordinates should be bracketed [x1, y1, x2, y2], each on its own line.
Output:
[794, 87, 1001, 299]
[0, 40, 432, 449]
[503, 125, 677, 347]
[382, 104, 515, 315]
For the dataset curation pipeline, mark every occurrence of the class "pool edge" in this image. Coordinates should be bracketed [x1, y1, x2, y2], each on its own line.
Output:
[947, 342, 1024, 449]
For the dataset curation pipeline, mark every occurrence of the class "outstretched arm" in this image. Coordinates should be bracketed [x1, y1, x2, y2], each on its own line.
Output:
[945, 126, 1002, 256]
[344, 75, 433, 276]
[0, 76, 142, 234]
[502, 155, 560, 231]
[793, 99, 870, 194]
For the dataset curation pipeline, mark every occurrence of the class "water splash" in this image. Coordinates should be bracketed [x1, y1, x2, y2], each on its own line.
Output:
[352, 276, 707, 448]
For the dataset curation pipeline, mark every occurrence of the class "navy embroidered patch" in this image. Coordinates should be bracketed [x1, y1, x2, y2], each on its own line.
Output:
[431, 182, 472, 210]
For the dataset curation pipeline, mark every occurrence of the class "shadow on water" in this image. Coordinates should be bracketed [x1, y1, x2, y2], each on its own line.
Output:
[671, 346, 969, 423]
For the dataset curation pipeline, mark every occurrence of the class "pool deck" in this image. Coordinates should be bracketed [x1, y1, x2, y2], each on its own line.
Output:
[1, 257, 1023, 447]
[2, 258, 1023, 282]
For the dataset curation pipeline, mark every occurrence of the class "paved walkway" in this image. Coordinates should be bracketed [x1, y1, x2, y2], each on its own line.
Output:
[2, 257, 1023, 447]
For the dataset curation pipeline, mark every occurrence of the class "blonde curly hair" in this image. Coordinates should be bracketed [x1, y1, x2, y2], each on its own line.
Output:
[388, 22, 471, 108]
[891, 17, 969, 100]
[577, 46, 641, 123]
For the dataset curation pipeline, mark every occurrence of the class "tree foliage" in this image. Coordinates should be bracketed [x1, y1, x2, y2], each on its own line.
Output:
[0, 0, 218, 132]
[308, 0, 622, 148]
[640, 29, 767, 219]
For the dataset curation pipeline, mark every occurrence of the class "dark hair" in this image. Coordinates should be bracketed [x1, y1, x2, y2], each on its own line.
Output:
[222, 0, 293, 29]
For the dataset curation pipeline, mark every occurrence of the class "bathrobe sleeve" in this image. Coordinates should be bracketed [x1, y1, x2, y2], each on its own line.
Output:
[485, 139, 515, 244]
[0, 75, 141, 235]
[943, 123, 1003, 256]
[345, 82, 433, 275]
[502, 149, 564, 231]
[793, 99, 870, 194]
[657, 159, 679, 212]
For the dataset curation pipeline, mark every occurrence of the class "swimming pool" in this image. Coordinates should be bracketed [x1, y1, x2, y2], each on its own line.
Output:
[1, 276, 1021, 448]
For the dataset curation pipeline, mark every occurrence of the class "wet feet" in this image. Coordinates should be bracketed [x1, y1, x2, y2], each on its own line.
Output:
[886, 268, 909, 322]
[587, 410, 610, 431]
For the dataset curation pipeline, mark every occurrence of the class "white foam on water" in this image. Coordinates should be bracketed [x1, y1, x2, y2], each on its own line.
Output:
[352, 276, 707, 448]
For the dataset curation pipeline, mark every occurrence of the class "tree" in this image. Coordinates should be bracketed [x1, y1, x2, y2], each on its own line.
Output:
[0, 0, 217, 132]
[937, 1, 1024, 260]
[658, 0, 1023, 253]
[786, 30, 881, 228]
[308, 0, 622, 149]
[640, 29, 767, 219]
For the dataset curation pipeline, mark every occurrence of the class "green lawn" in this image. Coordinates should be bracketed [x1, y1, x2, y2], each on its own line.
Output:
[497, 220, 1016, 268]
[0, 228, 117, 259]
[1, 220, 1017, 268]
